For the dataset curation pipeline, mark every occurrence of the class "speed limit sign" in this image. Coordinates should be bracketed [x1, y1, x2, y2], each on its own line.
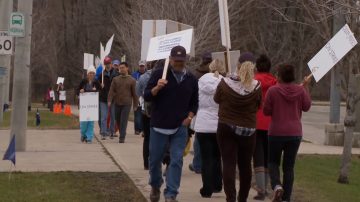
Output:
[0, 31, 13, 55]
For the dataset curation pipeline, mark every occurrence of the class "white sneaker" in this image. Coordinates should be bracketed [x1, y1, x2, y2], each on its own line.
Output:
[272, 185, 284, 202]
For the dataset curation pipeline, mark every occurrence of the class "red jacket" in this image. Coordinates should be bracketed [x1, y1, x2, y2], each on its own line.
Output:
[255, 73, 277, 130]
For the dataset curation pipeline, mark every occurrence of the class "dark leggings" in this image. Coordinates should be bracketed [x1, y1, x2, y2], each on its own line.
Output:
[217, 123, 256, 202]
[197, 133, 223, 196]
[142, 114, 150, 169]
[253, 130, 268, 170]
[268, 136, 301, 202]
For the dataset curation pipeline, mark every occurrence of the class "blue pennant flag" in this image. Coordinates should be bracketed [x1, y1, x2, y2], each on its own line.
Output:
[3, 135, 15, 165]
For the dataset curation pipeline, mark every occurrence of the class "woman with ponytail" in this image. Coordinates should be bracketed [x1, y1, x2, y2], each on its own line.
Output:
[194, 59, 225, 198]
[214, 52, 262, 202]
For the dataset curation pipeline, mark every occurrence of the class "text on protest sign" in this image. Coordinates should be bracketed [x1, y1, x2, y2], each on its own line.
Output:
[79, 92, 99, 122]
[146, 29, 193, 61]
[308, 24, 358, 82]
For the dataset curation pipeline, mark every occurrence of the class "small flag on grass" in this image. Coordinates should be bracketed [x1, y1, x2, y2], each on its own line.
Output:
[3, 135, 16, 165]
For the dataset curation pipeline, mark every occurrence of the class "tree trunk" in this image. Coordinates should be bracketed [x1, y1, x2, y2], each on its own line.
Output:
[338, 55, 358, 184]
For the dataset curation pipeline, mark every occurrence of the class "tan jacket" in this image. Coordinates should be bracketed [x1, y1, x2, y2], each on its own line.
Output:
[108, 75, 138, 107]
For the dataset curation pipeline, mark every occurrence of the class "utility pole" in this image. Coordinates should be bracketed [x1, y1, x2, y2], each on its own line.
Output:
[330, 5, 345, 124]
[10, 0, 33, 151]
[325, 3, 346, 146]
[0, 0, 13, 122]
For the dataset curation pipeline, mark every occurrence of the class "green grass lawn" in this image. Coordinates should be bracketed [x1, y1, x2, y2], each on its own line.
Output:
[0, 172, 146, 202]
[0, 110, 79, 129]
[293, 155, 360, 202]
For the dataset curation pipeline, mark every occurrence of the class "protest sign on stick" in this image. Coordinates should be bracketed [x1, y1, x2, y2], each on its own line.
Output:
[146, 29, 193, 80]
[141, 20, 195, 61]
[56, 77, 64, 84]
[218, 0, 232, 72]
[212, 50, 240, 74]
[83, 53, 94, 70]
[308, 24, 358, 82]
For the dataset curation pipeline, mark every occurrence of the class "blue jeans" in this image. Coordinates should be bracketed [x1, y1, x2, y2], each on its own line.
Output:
[149, 126, 188, 198]
[99, 102, 109, 135]
[80, 121, 94, 142]
[192, 133, 202, 172]
[134, 106, 143, 132]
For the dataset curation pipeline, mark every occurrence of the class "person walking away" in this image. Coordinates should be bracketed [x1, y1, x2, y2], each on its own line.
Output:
[98, 56, 114, 140]
[144, 46, 198, 202]
[136, 60, 157, 170]
[189, 52, 212, 174]
[252, 54, 277, 200]
[77, 66, 101, 143]
[263, 64, 311, 202]
[214, 52, 262, 202]
[193, 59, 225, 198]
[108, 62, 138, 143]
[132, 60, 147, 135]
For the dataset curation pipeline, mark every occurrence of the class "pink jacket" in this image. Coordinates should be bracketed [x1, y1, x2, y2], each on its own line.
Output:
[263, 83, 311, 136]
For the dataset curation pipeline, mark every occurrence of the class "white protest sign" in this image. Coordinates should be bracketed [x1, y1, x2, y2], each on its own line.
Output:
[0, 31, 13, 55]
[79, 92, 99, 122]
[218, 0, 231, 49]
[141, 20, 195, 61]
[146, 29, 193, 61]
[49, 90, 55, 99]
[212, 50, 240, 74]
[83, 53, 94, 70]
[308, 24, 358, 82]
[59, 91, 66, 101]
[56, 77, 65, 84]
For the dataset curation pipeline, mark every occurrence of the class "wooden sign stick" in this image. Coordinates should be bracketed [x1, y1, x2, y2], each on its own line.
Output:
[162, 57, 170, 80]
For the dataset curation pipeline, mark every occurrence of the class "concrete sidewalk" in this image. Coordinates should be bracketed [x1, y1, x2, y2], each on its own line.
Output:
[0, 129, 120, 172]
[95, 121, 360, 202]
[96, 122, 270, 202]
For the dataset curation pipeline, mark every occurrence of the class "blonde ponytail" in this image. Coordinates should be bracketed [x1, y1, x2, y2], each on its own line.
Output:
[237, 61, 255, 89]
[209, 59, 225, 78]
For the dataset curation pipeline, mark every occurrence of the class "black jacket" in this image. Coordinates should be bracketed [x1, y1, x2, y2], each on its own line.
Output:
[98, 68, 118, 102]
[144, 66, 199, 129]
[76, 79, 101, 95]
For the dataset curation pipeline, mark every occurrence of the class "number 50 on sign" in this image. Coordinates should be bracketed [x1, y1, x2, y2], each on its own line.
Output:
[0, 31, 13, 55]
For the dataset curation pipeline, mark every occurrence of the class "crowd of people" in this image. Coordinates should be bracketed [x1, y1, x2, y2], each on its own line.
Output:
[76, 45, 312, 202]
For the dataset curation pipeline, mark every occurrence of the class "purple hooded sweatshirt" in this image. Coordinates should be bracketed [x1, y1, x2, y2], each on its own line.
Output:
[263, 83, 311, 136]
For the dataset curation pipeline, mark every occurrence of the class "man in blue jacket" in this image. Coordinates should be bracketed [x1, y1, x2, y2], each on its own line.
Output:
[144, 46, 199, 202]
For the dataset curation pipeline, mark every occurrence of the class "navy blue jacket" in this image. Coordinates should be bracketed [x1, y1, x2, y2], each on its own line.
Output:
[144, 66, 199, 129]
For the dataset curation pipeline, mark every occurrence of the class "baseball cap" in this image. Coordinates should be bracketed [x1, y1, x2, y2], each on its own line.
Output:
[112, 59, 120, 65]
[138, 60, 146, 66]
[170, 46, 187, 61]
